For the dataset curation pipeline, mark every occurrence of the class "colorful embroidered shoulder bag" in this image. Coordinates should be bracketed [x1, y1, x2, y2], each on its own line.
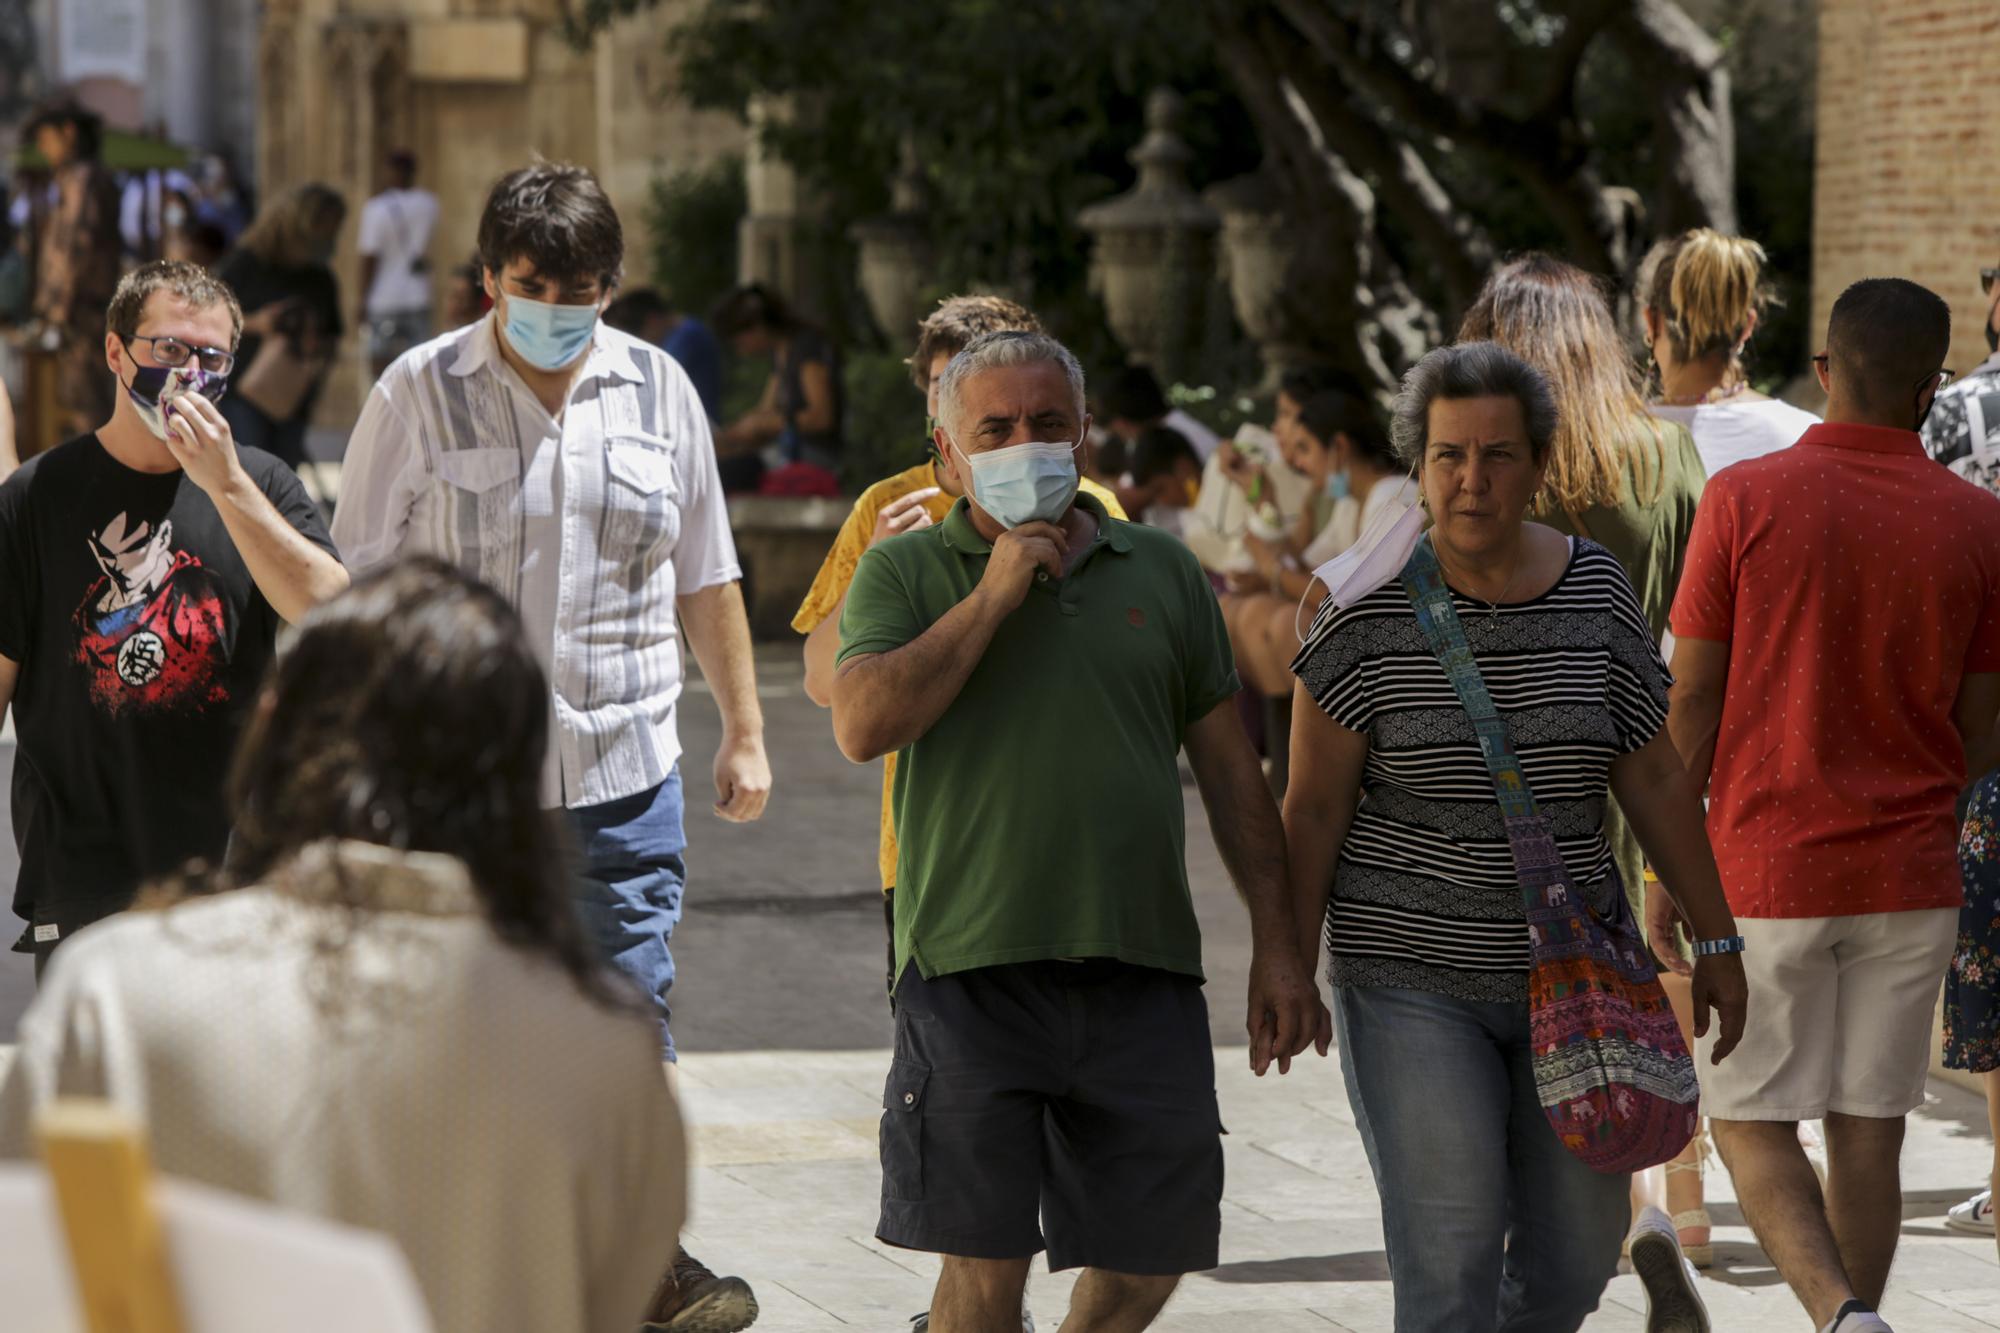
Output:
[1401, 536, 1699, 1173]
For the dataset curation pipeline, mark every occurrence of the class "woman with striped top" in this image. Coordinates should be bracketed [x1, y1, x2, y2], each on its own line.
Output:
[1283, 342, 1747, 1333]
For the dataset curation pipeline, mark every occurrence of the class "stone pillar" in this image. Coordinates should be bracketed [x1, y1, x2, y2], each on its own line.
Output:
[850, 137, 933, 345]
[1076, 88, 1220, 387]
[739, 95, 805, 295]
[1206, 168, 1315, 392]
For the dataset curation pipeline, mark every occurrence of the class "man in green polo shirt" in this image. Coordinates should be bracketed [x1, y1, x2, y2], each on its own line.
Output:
[832, 330, 1325, 1332]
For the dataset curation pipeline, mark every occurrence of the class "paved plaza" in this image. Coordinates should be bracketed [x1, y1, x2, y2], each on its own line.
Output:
[4, 650, 1998, 1328]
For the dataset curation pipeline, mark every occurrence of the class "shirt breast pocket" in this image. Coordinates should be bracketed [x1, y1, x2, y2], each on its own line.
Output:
[434, 447, 521, 559]
[604, 434, 683, 563]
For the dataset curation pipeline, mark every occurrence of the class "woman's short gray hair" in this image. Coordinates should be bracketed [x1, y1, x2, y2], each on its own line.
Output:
[1389, 341, 1559, 468]
[937, 330, 1087, 441]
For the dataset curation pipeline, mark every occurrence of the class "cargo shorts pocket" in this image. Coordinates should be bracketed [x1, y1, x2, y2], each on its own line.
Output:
[880, 1057, 930, 1202]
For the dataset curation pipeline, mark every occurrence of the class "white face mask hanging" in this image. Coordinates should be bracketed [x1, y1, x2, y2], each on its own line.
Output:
[1295, 485, 1429, 642]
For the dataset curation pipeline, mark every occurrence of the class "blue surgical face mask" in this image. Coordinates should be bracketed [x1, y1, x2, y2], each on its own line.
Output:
[954, 435, 1082, 529]
[500, 291, 599, 371]
[1324, 470, 1350, 501]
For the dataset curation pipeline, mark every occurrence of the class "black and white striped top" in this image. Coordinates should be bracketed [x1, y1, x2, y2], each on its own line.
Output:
[1290, 539, 1671, 1001]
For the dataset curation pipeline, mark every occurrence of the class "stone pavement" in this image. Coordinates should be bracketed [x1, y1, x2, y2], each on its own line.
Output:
[4, 645, 1997, 1329]
[678, 1048, 2000, 1332]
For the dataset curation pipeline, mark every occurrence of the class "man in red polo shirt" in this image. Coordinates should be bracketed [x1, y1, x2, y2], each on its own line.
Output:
[1667, 277, 2000, 1333]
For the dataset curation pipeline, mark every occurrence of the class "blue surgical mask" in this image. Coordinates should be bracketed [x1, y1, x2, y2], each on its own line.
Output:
[955, 436, 1082, 529]
[1324, 471, 1350, 501]
[500, 292, 599, 371]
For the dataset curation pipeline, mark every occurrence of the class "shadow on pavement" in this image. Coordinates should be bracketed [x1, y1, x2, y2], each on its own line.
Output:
[1205, 1251, 1390, 1284]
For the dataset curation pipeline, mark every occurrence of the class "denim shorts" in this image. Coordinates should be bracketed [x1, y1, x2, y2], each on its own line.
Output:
[566, 769, 687, 1060]
[877, 958, 1222, 1275]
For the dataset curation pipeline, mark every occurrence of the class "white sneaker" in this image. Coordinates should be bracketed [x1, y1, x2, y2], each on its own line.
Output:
[1945, 1188, 1995, 1236]
[910, 1312, 1033, 1331]
[1627, 1205, 1710, 1333]
[1819, 1302, 1894, 1333]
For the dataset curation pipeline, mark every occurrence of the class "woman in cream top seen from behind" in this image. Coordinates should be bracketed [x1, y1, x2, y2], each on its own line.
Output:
[0, 559, 686, 1333]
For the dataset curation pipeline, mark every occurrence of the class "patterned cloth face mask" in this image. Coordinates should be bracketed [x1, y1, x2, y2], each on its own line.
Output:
[123, 363, 227, 443]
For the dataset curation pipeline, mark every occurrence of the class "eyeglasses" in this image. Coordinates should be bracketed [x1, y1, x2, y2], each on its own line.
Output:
[1984, 268, 1999, 294]
[121, 333, 236, 377]
[1811, 354, 1955, 392]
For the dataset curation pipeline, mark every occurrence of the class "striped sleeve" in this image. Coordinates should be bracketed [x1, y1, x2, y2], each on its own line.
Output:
[1291, 586, 1406, 734]
[1588, 545, 1672, 752]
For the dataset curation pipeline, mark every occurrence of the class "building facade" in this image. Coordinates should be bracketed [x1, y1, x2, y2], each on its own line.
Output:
[1814, 0, 2000, 378]
[255, 0, 752, 420]
[24, 0, 259, 160]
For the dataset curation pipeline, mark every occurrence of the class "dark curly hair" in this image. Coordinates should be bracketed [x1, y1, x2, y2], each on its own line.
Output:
[148, 558, 633, 1015]
[477, 161, 624, 293]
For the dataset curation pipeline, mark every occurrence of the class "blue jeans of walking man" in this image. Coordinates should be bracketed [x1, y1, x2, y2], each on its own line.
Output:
[567, 767, 687, 1059]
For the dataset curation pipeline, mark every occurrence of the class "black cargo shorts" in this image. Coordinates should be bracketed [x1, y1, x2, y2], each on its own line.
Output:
[876, 957, 1224, 1275]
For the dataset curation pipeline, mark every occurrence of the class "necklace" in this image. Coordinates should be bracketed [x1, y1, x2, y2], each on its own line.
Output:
[1438, 546, 1523, 620]
[1656, 379, 1749, 408]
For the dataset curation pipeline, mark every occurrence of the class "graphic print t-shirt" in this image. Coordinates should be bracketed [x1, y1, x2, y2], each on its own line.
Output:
[0, 433, 338, 941]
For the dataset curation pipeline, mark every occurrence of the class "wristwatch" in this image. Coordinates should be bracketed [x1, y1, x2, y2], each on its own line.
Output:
[1691, 935, 1747, 957]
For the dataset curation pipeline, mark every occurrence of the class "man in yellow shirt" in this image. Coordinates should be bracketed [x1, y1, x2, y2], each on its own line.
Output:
[793, 295, 1126, 996]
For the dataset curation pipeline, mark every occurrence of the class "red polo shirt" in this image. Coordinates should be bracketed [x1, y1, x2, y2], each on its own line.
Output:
[1671, 422, 2000, 918]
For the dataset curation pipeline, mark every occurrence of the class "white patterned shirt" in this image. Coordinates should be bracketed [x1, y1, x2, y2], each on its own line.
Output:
[331, 314, 741, 809]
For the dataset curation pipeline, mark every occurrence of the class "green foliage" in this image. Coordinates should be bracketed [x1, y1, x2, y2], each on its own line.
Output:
[841, 350, 932, 491]
[582, 0, 1255, 333]
[645, 154, 747, 321]
[581, 0, 1816, 444]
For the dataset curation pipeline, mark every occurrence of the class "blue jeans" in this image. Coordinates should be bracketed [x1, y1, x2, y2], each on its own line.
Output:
[566, 769, 687, 1060]
[1334, 985, 1628, 1333]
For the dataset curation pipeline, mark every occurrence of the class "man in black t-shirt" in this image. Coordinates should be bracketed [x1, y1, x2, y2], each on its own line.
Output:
[0, 260, 348, 973]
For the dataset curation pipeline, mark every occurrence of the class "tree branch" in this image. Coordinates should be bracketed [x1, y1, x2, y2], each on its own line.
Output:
[1208, 2, 1411, 390]
[1257, 25, 1492, 313]
[1270, 0, 1617, 274]
[1524, 0, 1632, 119]
[1609, 0, 1736, 235]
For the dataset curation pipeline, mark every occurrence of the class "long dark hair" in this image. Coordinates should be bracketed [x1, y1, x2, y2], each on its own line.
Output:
[155, 558, 628, 1011]
[1298, 387, 1396, 471]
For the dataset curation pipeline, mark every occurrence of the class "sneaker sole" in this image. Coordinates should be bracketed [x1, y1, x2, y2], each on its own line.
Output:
[1944, 1216, 1996, 1236]
[1629, 1230, 1709, 1333]
[646, 1278, 760, 1333]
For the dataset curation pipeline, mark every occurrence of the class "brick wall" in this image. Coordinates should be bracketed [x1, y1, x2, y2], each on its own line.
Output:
[1814, 0, 2000, 374]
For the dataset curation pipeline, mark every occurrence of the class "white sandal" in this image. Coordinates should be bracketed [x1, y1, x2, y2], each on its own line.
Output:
[1665, 1126, 1714, 1269]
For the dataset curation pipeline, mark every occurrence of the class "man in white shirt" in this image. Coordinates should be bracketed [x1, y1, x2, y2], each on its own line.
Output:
[356, 150, 441, 378]
[330, 162, 769, 1333]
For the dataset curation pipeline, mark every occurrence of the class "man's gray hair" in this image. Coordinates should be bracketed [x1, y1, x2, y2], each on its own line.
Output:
[1389, 341, 1559, 468]
[936, 330, 1087, 442]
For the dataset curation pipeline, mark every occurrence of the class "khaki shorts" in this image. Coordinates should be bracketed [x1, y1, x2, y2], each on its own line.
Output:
[1697, 909, 1957, 1121]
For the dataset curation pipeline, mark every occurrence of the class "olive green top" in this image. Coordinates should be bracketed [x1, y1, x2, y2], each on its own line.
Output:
[1544, 420, 1707, 911]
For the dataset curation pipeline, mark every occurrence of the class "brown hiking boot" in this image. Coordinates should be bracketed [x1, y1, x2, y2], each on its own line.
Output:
[641, 1246, 759, 1332]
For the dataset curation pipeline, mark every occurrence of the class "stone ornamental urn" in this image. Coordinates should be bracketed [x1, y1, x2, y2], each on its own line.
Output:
[1077, 88, 1220, 385]
[1206, 168, 1312, 392]
[851, 138, 934, 346]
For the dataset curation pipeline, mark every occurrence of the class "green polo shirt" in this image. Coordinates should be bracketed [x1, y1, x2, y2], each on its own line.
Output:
[838, 494, 1239, 986]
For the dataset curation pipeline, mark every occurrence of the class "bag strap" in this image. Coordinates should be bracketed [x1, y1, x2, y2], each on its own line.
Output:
[1400, 537, 1574, 897]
